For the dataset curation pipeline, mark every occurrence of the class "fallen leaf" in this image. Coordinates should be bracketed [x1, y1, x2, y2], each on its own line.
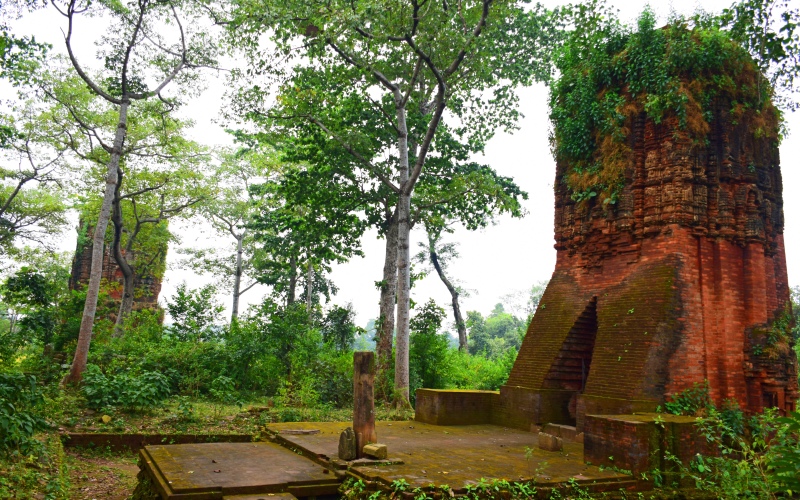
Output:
[101, 415, 112, 424]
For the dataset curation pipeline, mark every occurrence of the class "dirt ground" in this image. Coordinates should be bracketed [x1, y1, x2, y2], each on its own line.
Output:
[65, 448, 139, 500]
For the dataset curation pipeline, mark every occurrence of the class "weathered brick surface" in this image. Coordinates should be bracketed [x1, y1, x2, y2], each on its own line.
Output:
[583, 414, 717, 475]
[69, 220, 163, 314]
[498, 104, 798, 431]
[414, 389, 497, 425]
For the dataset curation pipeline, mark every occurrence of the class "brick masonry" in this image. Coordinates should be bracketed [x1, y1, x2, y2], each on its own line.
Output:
[496, 103, 798, 431]
[68, 219, 163, 314]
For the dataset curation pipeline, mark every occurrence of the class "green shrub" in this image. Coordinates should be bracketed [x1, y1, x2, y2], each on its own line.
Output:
[311, 347, 353, 408]
[409, 300, 450, 403]
[672, 408, 800, 499]
[664, 380, 712, 416]
[0, 372, 49, 454]
[82, 364, 171, 412]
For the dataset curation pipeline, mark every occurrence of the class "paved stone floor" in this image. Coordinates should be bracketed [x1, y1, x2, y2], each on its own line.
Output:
[140, 421, 636, 498]
[268, 421, 631, 492]
[140, 441, 339, 498]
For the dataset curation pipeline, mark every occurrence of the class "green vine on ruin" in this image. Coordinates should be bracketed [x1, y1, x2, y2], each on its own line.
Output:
[549, 7, 782, 206]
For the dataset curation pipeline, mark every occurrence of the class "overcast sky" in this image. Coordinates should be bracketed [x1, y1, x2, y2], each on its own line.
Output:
[9, 0, 800, 329]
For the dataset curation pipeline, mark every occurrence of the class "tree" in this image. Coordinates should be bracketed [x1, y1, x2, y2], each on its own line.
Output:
[409, 299, 450, 399]
[248, 162, 366, 309]
[46, 0, 218, 384]
[0, 249, 71, 363]
[320, 303, 363, 352]
[165, 282, 224, 342]
[229, 0, 555, 406]
[0, 95, 72, 258]
[182, 145, 281, 321]
[109, 160, 206, 336]
[414, 229, 468, 351]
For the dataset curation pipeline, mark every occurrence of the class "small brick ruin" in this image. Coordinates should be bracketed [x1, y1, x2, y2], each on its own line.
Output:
[69, 220, 163, 315]
[493, 102, 798, 431]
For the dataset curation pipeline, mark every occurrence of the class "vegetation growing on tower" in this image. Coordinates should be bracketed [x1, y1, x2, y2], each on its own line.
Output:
[550, 7, 782, 205]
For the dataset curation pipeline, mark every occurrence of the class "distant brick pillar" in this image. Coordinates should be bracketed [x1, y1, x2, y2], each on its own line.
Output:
[69, 219, 164, 317]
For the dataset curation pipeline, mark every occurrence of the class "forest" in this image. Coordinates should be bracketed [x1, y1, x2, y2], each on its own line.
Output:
[1, 0, 800, 498]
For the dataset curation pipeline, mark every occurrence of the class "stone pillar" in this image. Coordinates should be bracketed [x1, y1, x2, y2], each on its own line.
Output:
[353, 351, 377, 458]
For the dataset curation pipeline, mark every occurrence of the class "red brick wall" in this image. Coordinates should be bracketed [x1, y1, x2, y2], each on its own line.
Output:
[499, 104, 798, 430]
[69, 221, 163, 314]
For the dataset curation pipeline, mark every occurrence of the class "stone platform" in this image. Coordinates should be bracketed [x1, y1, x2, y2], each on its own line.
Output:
[139, 421, 639, 498]
[267, 421, 634, 494]
[139, 441, 339, 499]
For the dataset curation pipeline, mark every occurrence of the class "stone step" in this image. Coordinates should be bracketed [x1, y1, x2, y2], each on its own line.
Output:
[543, 423, 579, 441]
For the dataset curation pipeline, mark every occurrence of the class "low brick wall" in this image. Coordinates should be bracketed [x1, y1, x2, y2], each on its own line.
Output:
[415, 389, 497, 425]
[583, 413, 714, 475]
[61, 433, 253, 452]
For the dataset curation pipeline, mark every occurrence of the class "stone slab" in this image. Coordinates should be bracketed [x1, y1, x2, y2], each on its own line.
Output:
[223, 495, 297, 500]
[538, 432, 563, 452]
[62, 433, 252, 452]
[362, 443, 387, 459]
[140, 442, 339, 499]
[267, 421, 632, 493]
[543, 424, 578, 441]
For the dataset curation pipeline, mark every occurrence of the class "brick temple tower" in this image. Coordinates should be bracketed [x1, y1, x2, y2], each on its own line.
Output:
[69, 219, 164, 314]
[492, 99, 798, 430]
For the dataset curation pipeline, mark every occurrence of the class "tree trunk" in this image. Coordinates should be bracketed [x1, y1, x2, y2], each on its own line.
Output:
[287, 254, 297, 306]
[231, 233, 244, 321]
[306, 260, 314, 311]
[430, 248, 467, 352]
[113, 271, 135, 337]
[111, 172, 135, 338]
[63, 100, 129, 385]
[394, 98, 412, 409]
[376, 213, 398, 399]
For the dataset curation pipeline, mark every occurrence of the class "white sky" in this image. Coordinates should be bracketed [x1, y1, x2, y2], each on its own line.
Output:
[8, 0, 800, 329]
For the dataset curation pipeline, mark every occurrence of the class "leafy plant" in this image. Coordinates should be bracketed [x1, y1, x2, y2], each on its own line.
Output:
[81, 364, 171, 412]
[664, 381, 713, 416]
[209, 375, 242, 417]
[0, 372, 48, 454]
[550, 7, 783, 204]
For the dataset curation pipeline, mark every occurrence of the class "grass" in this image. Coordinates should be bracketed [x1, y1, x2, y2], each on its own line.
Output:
[3, 391, 415, 499]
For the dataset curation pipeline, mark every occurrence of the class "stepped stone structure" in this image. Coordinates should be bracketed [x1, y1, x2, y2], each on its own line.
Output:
[69, 220, 163, 314]
[492, 104, 798, 431]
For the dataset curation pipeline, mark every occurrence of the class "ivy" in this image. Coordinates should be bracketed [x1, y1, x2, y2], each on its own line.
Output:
[550, 6, 782, 205]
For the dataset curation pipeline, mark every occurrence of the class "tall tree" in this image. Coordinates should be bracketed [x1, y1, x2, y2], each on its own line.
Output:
[181, 145, 281, 321]
[414, 229, 468, 351]
[45, 0, 218, 384]
[0, 104, 70, 256]
[230, 0, 555, 405]
[109, 161, 206, 336]
[248, 162, 365, 308]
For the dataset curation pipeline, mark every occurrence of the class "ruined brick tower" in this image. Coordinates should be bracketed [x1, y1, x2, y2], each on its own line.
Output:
[493, 101, 799, 430]
[69, 219, 163, 314]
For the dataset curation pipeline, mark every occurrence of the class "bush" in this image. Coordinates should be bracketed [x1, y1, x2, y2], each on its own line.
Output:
[0, 372, 49, 454]
[311, 347, 354, 408]
[664, 380, 712, 416]
[82, 364, 171, 412]
[409, 300, 452, 404]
